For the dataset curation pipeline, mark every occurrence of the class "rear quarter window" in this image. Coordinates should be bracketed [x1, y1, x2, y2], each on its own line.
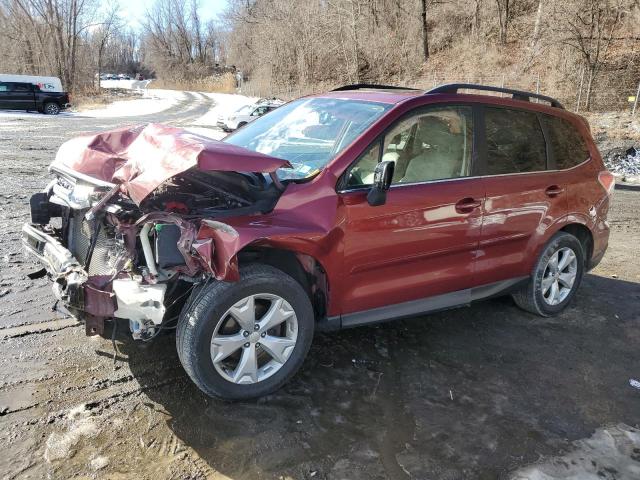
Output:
[541, 115, 590, 169]
[484, 107, 547, 175]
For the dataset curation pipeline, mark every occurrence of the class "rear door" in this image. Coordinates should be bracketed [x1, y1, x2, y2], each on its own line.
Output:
[475, 106, 568, 285]
[339, 104, 485, 315]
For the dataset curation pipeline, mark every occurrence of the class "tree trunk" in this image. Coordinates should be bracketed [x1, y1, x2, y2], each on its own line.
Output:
[531, 0, 543, 48]
[349, 0, 360, 82]
[421, 0, 429, 61]
[472, 0, 482, 37]
[585, 66, 595, 111]
[495, 0, 509, 44]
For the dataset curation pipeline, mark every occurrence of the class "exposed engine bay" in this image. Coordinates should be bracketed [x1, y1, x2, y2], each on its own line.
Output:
[141, 169, 278, 217]
[24, 166, 283, 340]
[21, 123, 300, 341]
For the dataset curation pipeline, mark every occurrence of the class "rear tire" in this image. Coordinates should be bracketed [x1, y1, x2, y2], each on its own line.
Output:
[43, 102, 60, 115]
[176, 264, 315, 400]
[512, 232, 585, 317]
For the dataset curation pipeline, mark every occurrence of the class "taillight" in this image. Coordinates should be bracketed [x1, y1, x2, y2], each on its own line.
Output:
[598, 170, 615, 196]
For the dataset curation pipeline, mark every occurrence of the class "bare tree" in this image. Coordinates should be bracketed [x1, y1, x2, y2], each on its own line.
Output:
[421, 0, 430, 60]
[95, 3, 121, 86]
[561, 0, 623, 110]
[472, 0, 483, 37]
[531, 0, 544, 47]
[143, 0, 225, 81]
[0, 0, 128, 91]
[495, 0, 510, 44]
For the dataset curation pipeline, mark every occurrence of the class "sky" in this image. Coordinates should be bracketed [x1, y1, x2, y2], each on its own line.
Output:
[122, 0, 229, 30]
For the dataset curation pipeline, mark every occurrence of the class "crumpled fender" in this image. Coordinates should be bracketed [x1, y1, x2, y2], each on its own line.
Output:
[195, 173, 343, 282]
[136, 211, 202, 275]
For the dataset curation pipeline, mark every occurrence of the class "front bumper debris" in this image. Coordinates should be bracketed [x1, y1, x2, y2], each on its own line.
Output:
[21, 223, 116, 335]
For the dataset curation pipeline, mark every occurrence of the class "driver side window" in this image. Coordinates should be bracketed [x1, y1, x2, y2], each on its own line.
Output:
[252, 106, 267, 116]
[346, 105, 474, 188]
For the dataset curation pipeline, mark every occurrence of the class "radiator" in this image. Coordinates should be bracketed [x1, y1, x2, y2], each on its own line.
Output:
[68, 211, 125, 276]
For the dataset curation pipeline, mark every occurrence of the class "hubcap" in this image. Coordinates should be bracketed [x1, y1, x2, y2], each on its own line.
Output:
[46, 104, 58, 114]
[541, 247, 578, 306]
[210, 294, 298, 384]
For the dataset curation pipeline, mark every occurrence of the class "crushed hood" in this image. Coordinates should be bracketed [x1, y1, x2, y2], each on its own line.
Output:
[51, 123, 292, 205]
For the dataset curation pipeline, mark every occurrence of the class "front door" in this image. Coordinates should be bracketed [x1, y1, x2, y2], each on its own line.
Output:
[4, 83, 33, 110]
[338, 104, 484, 315]
[0, 82, 11, 109]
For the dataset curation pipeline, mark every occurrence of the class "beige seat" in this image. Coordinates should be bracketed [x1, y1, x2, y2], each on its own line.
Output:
[400, 116, 463, 183]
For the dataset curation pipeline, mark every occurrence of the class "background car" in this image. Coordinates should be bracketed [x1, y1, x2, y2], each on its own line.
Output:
[217, 99, 284, 132]
[0, 79, 70, 114]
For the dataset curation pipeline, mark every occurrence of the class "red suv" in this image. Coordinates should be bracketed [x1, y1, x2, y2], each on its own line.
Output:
[23, 84, 613, 399]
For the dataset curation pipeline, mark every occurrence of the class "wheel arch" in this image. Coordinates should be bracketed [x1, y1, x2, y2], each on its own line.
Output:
[236, 245, 329, 321]
[525, 217, 595, 274]
[559, 223, 593, 267]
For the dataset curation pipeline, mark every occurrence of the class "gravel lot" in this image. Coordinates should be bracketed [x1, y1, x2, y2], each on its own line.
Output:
[0, 100, 639, 480]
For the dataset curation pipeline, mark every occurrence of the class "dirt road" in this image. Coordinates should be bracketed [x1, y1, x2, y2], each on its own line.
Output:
[1, 101, 639, 479]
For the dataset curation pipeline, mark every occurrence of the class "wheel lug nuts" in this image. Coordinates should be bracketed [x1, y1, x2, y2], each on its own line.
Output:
[243, 331, 249, 337]
[261, 332, 266, 337]
[254, 324, 260, 330]
[256, 343, 261, 347]
[244, 342, 250, 348]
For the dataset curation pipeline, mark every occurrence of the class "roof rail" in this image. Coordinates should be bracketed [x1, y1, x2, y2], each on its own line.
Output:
[332, 83, 419, 92]
[426, 83, 565, 109]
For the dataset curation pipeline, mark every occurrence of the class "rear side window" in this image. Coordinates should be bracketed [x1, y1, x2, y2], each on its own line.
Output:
[13, 83, 31, 92]
[541, 115, 590, 169]
[0, 83, 7, 92]
[485, 108, 546, 174]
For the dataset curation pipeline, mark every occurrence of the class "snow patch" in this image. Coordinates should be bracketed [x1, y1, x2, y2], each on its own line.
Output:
[0, 110, 75, 119]
[100, 79, 152, 90]
[604, 147, 640, 182]
[510, 424, 640, 480]
[72, 89, 186, 118]
[44, 404, 99, 462]
[89, 455, 109, 471]
[183, 92, 257, 140]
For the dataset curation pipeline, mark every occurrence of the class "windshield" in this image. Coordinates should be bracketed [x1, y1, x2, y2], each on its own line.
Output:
[224, 97, 391, 180]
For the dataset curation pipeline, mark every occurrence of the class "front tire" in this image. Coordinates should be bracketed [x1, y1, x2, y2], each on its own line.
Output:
[176, 264, 315, 400]
[512, 232, 585, 317]
[43, 102, 60, 115]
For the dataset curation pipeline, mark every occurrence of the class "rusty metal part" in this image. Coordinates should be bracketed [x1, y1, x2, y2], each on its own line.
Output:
[85, 314, 105, 336]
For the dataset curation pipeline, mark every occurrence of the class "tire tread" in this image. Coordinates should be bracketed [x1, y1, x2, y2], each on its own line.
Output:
[176, 264, 314, 400]
[512, 231, 585, 317]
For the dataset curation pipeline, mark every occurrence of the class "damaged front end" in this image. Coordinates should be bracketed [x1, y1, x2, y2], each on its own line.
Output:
[22, 124, 290, 338]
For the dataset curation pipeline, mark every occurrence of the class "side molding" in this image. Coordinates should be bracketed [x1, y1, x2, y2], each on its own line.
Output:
[318, 277, 529, 330]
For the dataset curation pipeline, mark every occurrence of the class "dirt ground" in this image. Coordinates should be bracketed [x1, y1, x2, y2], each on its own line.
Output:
[0, 101, 639, 480]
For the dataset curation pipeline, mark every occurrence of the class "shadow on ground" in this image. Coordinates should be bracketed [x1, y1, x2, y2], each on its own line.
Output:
[117, 274, 640, 479]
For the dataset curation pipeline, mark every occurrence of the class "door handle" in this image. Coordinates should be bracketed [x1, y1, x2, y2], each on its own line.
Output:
[455, 197, 482, 213]
[545, 185, 564, 197]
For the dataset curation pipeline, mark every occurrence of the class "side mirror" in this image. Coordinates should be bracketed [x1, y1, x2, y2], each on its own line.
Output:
[367, 161, 394, 206]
